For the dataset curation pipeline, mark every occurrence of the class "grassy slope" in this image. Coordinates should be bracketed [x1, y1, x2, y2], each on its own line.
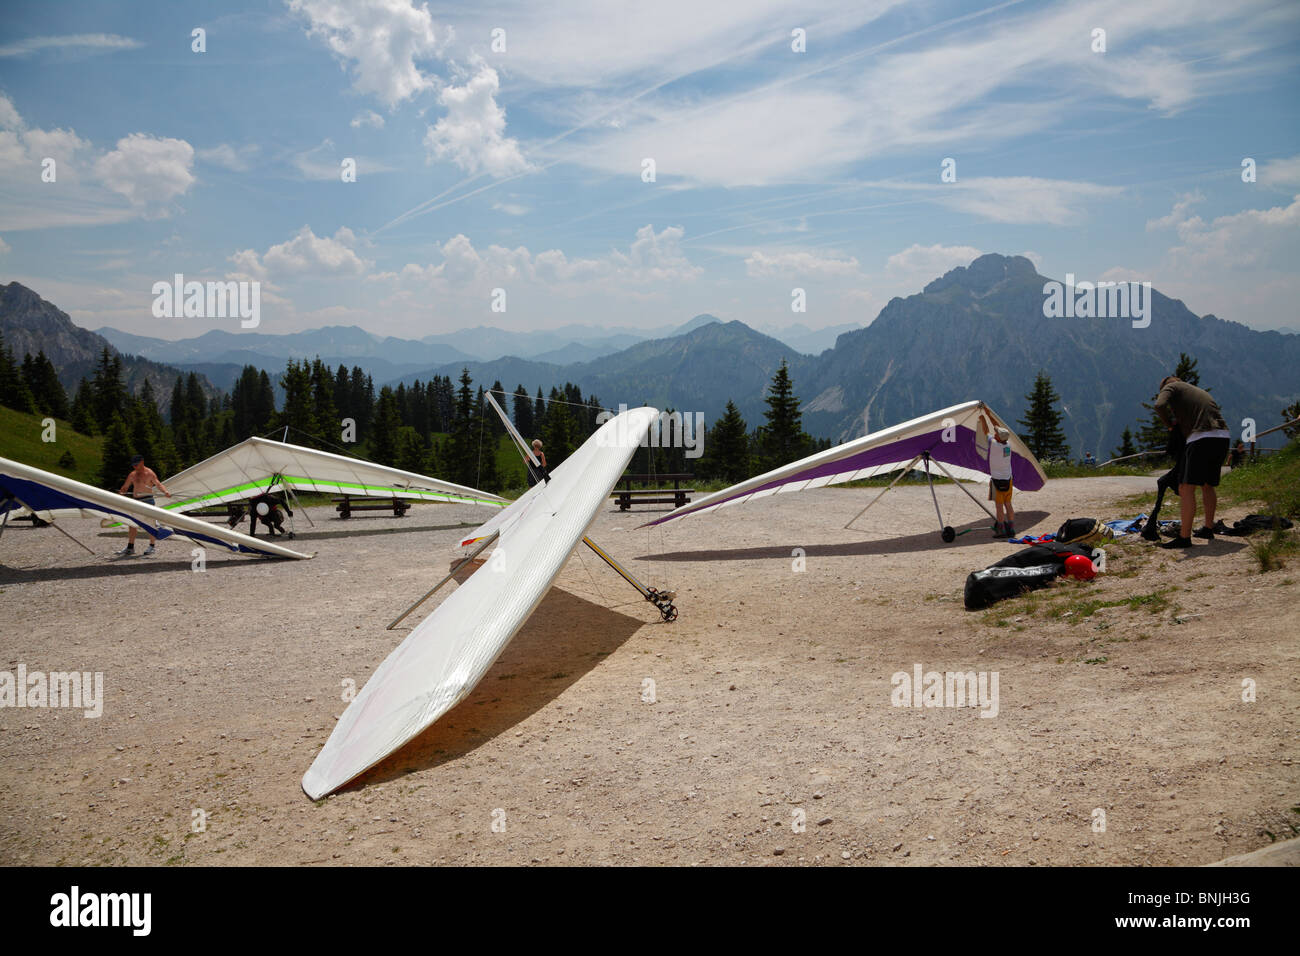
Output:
[1217, 438, 1300, 517]
[0, 406, 103, 485]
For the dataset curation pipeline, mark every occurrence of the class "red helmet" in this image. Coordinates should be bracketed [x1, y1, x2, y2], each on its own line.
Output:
[1064, 554, 1097, 580]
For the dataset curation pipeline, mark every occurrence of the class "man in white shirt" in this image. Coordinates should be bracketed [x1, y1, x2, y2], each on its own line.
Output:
[978, 411, 1015, 538]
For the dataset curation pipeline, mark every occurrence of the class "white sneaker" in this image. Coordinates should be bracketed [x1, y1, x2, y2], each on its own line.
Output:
[116, 545, 135, 556]
[143, 544, 156, 556]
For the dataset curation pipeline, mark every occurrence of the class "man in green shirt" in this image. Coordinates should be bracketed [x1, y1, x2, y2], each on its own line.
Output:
[1153, 376, 1229, 549]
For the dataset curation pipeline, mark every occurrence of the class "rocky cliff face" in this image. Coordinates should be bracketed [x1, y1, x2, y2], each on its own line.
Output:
[0, 282, 218, 408]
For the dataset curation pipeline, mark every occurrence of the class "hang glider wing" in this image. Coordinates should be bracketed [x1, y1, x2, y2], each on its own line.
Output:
[158, 437, 506, 513]
[302, 405, 659, 799]
[0, 456, 311, 559]
[640, 401, 1045, 528]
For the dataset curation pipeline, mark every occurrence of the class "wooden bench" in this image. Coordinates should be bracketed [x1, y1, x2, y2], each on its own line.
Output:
[333, 496, 411, 519]
[610, 473, 695, 511]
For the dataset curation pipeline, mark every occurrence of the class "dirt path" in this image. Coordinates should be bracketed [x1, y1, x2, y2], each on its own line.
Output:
[1, 476, 1296, 866]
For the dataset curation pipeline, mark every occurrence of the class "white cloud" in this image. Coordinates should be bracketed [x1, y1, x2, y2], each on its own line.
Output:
[375, 224, 700, 291]
[0, 236, 10, 255]
[0, 34, 141, 58]
[291, 138, 396, 179]
[350, 110, 385, 129]
[547, 0, 1294, 186]
[435, 1, 901, 89]
[884, 243, 984, 279]
[424, 63, 529, 177]
[286, 0, 447, 108]
[938, 177, 1123, 225]
[0, 93, 22, 130]
[491, 201, 528, 216]
[1259, 155, 1300, 189]
[196, 143, 259, 171]
[1146, 191, 1205, 231]
[1137, 193, 1300, 329]
[1163, 194, 1300, 272]
[745, 249, 861, 279]
[93, 133, 195, 205]
[233, 225, 372, 278]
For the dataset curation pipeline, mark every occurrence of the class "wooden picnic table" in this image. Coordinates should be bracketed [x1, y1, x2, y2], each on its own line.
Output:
[610, 473, 695, 511]
[333, 495, 411, 519]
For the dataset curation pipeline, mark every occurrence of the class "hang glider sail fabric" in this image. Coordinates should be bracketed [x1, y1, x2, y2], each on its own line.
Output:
[302, 406, 660, 799]
[0, 456, 311, 559]
[640, 401, 1046, 528]
[159, 437, 506, 513]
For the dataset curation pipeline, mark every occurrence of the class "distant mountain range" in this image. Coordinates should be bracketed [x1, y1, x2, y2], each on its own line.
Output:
[90, 312, 850, 393]
[385, 255, 1300, 456]
[7, 255, 1297, 457]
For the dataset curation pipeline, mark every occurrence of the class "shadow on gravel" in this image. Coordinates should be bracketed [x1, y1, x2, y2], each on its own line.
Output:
[341, 586, 646, 793]
[638, 510, 1052, 562]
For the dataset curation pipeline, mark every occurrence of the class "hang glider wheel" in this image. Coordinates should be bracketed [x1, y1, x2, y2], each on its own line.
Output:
[941, 526, 956, 543]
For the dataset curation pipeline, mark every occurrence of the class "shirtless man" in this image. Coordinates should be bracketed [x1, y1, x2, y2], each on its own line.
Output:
[116, 454, 172, 556]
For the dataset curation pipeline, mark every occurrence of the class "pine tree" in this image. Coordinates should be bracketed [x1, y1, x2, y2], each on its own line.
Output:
[513, 384, 534, 438]
[254, 370, 276, 433]
[333, 365, 351, 425]
[183, 373, 206, 431]
[447, 369, 480, 486]
[1174, 352, 1201, 387]
[1112, 427, 1137, 460]
[395, 425, 426, 473]
[22, 350, 68, 418]
[91, 349, 128, 432]
[0, 335, 35, 413]
[310, 358, 339, 439]
[1281, 401, 1300, 441]
[706, 400, 751, 482]
[99, 413, 134, 488]
[231, 365, 262, 438]
[757, 360, 811, 469]
[542, 386, 576, 465]
[276, 359, 317, 444]
[370, 387, 402, 465]
[486, 381, 507, 435]
[70, 378, 96, 434]
[1017, 371, 1070, 461]
[534, 386, 546, 435]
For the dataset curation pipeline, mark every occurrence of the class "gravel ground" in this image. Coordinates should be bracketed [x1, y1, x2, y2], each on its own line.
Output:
[1, 475, 1296, 866]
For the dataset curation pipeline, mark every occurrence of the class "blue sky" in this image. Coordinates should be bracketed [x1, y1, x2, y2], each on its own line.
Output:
[1, 0, 1298, 340]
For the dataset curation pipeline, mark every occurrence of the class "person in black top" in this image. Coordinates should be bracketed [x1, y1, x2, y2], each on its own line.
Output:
[525, 439, 549, 487]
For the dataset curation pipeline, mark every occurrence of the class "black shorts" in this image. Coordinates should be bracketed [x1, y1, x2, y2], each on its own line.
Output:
[1181, 437, 1229, 487]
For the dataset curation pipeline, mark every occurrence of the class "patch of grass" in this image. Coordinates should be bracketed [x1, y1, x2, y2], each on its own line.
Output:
[0, 405, 104, 485]
[1250, 528, 1300, 573]
[1048, 587, 1174, 624]
[1218, 438, 1300, 517]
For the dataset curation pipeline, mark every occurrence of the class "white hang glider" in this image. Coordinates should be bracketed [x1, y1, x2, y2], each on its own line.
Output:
[641, 401, 1046, 541]
[0, 455, 311, 560]
[13, 437, 506, 531]
[159, 436, 506, 515]
[302, 403, 674, 799]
